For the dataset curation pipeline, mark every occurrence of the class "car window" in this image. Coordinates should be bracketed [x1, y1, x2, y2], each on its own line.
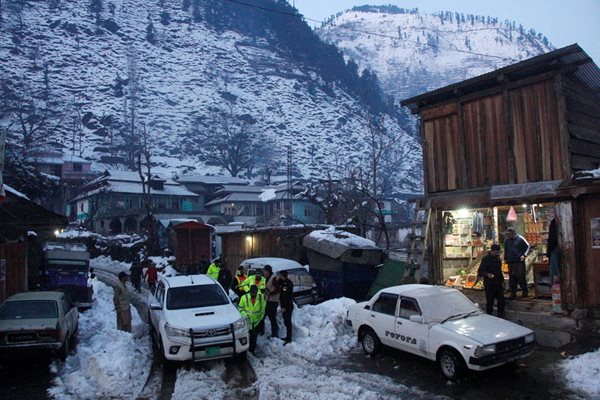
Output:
[0, 300, 59, 319]
[156, 282, 165, 305]
[399, 297, 422, 320]
[166, 284, 229, 310]
[371, 292, 399, 316]
[61, 297, 70, 314]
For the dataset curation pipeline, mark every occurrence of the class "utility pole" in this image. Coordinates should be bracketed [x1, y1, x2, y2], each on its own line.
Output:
[287, 145, 293, 218]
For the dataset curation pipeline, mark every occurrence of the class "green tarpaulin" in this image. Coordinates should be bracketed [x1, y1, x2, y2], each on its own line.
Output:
[366, 259, 406, 299]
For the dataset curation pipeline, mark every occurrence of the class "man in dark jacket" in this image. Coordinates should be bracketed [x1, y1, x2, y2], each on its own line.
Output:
[477, 244, 505, 317]
[504, 227, 530, 299]
[278, 270, 294, 344]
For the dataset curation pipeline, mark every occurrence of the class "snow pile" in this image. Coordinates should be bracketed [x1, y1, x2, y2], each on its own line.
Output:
[560, 347, 600, 398]
[48, 279, 151, 399]
[172, 364, 229, 400]
[249, 298, 437, 399]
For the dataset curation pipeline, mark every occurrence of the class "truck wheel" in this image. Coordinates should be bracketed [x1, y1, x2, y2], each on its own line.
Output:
[438, 348, 466, 380]
[158, 336, 177, 371]
[361, 328, 381, 355]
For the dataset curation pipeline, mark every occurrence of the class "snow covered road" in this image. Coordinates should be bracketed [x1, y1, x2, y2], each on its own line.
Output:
[44, 256, 600, 400]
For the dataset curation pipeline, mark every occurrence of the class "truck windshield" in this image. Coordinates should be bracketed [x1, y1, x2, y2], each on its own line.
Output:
[0, 300, 59, 320]
[166, 284, 229, 310]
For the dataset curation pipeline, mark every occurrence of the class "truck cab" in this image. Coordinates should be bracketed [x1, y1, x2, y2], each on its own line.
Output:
[41, 242, 93, 310]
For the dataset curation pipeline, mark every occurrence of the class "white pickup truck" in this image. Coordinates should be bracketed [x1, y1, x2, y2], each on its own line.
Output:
[148, 274, 250, 365]
[347, 284, 535, 379]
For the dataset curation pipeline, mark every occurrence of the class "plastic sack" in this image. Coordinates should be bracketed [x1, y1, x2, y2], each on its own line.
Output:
[507, 206, 518, 222]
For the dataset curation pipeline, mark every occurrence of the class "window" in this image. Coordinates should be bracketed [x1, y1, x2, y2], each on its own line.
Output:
[399, 297, 421, 319]
[73, 163, 83, 172]
[156, 283, 166, 305]
[371, 293, 399, 316]
[80, 203, 84, 212]
[166, 284, 229, 310]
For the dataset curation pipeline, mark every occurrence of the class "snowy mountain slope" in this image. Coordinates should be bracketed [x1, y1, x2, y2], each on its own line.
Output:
[317, 6, 554, 103]
[0, 0, 422, 193]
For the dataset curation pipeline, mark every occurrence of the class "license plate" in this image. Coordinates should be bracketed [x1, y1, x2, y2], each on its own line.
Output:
[205, 346, 220, 356]
[10, 334, 35, 342]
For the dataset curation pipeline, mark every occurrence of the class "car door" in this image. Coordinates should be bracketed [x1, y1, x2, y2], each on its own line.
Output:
[149, 282, 166, 331]
[368, 292, 400, 347]
[60, 295, 75, 338]
[395, 296, 430, 356]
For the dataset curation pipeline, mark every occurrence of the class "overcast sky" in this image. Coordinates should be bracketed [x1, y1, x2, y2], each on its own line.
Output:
[293, 0, 600, 64]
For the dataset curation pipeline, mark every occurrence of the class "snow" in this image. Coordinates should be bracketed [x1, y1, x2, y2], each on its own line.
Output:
[259, 188, 277, 202]
[55, 255, 600, 399]
[308, 226, 378, 249]
[560, 347, 600, 398]
[49, 278, 151, 399]
[4, 184, 29, 200]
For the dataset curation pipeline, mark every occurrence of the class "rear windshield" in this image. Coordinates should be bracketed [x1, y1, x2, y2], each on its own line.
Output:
[166, 284, 229, 310]
[0, 300, 59, 320]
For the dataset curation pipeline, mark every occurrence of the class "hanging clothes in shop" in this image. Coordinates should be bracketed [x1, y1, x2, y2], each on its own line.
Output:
[472, 211, 484, 235]
[443, 212, 455, 234]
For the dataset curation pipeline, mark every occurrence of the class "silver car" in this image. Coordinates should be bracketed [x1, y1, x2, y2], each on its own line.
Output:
[0, 291, 79, 360]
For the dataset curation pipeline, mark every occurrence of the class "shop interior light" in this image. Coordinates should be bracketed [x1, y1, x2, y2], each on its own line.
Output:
[456, 208, 469, 218]
[522, 204, 528, 208]
[246, 236, 252, 242]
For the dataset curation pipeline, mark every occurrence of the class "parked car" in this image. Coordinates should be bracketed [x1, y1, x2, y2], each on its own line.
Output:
[148, 274, 249, 364]
[239, 257, 321, 306]
[347, 284, 535, 379]
[0, 291, 79, 360]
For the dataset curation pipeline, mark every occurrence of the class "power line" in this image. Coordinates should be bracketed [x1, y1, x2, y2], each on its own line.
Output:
[220, 0, 519, 62]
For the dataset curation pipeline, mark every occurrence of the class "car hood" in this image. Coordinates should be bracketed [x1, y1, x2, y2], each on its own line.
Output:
[164, 304, 242, 329]
[438, 313, 533, 345]
[0, 318, 59, 331]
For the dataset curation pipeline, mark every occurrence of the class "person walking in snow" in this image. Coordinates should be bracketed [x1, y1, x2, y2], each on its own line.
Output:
[143, 260, 158, 292]
[279, 270, 294, 344]
[113, 271, 132, 332]
[129, 261, 143, 292]
[238, 285, 266, 354]
[263, 265, 280, 339]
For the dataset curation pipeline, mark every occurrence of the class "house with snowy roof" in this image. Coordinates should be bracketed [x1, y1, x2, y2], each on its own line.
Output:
[205, 182, 324, 226]
[66, 170, 221, 235]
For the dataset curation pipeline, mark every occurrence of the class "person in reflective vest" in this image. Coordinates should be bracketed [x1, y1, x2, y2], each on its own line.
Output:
[243, 271, 266, 293]
[238, 285, 266, 353]
[207, 258, 221, 280]
[233, 266, 247, 297]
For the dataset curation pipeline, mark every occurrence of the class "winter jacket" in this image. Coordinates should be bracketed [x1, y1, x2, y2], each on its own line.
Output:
[238, 292, 266, 329]
[504, 235, 530, 263]
[217, 268, 232, 291]
[265, 274, 280, 302]
[477, 253, 504, 285]
[242, 275, 266, 293]
[144, 266, 158, 284]
[207, 263, 221, 280]
[113, 280, 131, 312]
[279, 278, 294, 310]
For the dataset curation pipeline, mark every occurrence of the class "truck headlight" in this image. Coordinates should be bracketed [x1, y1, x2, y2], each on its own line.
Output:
[165, 323, 190, 338]
[474, 344, 497, 357]
[233, 317, 248, 333]
[524, 333, 535, 344]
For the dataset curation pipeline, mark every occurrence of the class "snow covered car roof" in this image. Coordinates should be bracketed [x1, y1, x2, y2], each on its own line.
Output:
[240, 257, 307, 272]
[374, 284, 479, 324]
[161, 274, 218, 288]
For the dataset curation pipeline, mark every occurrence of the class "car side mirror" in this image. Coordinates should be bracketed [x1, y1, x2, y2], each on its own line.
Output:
[409, 315, 424, 324]
[364, 305, 371, 310]
[149, 302, 162, 311]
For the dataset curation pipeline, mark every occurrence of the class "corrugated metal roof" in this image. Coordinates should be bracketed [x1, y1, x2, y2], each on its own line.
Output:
[401, 44, 600, 113]
[176, 175, 249, 185]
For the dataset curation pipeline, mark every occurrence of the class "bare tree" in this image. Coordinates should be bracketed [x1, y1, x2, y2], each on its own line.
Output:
[136, 124, 160, 255]
[188, 103, 276, 177]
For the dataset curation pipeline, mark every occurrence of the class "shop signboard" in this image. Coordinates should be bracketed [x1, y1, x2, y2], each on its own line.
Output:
[592, 218, 600, 249]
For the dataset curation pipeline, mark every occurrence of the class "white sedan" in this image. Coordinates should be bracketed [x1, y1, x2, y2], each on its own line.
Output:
[347, 284, 535, 379]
